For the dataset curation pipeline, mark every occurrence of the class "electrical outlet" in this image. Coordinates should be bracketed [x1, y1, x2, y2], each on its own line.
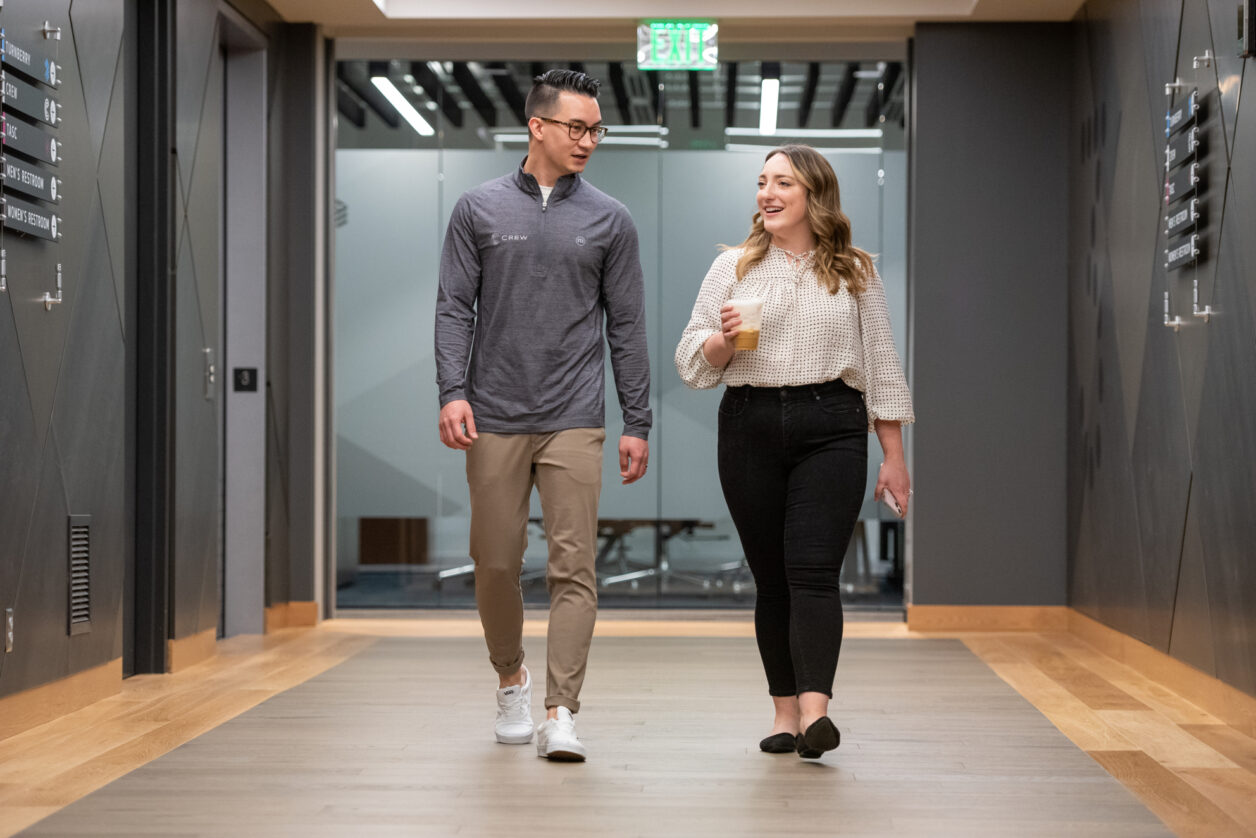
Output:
[4, 608, 12, 653]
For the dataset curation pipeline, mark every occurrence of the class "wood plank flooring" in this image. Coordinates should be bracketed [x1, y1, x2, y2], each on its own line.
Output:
[0, 614, 1252, 836]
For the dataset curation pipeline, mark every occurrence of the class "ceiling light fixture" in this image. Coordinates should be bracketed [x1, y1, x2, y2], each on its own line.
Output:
[724, 143, 883, 155]
[759, 62, 781, 136]
[725, 127, 883, 139]
[370, 76, 435, 136]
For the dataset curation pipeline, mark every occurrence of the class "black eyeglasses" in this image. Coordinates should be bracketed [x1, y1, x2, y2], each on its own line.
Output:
[538, 117, 608, 143]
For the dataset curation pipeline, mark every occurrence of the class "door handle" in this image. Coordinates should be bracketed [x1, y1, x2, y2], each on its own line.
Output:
[203, 347, 216, 400]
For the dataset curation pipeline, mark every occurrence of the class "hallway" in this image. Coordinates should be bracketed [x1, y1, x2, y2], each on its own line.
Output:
[4, 615, 1251, 836]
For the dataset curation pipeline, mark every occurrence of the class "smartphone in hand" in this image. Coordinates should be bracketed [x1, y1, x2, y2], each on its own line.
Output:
[882, 489, 906, 519]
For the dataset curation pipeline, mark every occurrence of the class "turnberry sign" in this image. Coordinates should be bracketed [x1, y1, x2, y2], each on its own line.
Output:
[0, 30, 60, 88]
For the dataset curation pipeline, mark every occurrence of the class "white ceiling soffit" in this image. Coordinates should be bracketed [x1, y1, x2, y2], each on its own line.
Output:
[267, 0, 1087, 36]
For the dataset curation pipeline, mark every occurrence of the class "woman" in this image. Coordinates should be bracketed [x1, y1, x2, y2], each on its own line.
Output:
[675, 145, 914, 759]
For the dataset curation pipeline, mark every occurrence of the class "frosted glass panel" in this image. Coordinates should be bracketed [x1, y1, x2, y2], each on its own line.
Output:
[334, 138, 906, 608]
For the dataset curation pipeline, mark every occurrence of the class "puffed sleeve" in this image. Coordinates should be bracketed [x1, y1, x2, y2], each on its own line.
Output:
[675, 250, 740, 389]
[856, 267, 915, 430]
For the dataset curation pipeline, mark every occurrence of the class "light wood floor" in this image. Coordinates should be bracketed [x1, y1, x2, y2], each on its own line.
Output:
[1, 614, 1253, 836]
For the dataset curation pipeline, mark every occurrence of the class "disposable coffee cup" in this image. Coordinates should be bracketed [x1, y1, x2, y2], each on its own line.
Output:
[727, 298, 764, 351]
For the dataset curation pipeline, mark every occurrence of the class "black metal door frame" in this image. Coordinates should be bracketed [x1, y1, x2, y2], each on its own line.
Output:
[132, 0, 176, 675]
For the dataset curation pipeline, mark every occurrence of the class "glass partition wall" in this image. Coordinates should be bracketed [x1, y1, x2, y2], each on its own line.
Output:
[333, 59, 908, 610]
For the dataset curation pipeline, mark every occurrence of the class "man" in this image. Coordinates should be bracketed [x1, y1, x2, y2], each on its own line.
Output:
[434, 69, 651, 762]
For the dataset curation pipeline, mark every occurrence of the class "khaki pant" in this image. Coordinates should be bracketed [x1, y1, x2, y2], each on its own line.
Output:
[466, 428, 604, 713]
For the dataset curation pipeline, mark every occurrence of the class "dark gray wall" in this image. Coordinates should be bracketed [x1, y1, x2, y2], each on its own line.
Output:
[0, 0, 134, 697]
[266, 22, 328, 610]
[1070, 0, 1256, 697]
[0, 0, 323, 696]
[910, 24, 1071, 606]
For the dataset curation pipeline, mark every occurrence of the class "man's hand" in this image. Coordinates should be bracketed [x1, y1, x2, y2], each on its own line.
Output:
[439, 400, 478, 450]
[619, 436, 648, 485]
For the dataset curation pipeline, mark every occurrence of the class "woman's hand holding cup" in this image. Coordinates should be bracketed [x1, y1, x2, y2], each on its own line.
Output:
[719, 303, 743, 350]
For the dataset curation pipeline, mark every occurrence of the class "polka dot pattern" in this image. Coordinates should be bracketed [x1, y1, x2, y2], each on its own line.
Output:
[675, 246, 915, 430]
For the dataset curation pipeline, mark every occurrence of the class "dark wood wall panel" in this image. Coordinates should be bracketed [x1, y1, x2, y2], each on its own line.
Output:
[1070, 0, 1256, 697]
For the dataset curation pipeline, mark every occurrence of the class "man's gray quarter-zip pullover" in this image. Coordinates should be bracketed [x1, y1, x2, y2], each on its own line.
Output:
[435, 163, 652, 439]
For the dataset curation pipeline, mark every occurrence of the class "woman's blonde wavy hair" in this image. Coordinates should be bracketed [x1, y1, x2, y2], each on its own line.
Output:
[727, 144, 874, 295]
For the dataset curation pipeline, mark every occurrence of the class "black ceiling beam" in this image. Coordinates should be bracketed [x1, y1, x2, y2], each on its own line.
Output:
[688, 71, 701, 129]
[608, 62, 632, 124]
[410, 61, 463, 129]
[645, 70, 663, 125]
[882, 61, 903, 107]
[863, 86, 881, 128]
[451, 62, 496, 128]
[864, 62, 902, 128]
[336, 62, 399, 128]
[831, 62, 858, 128]
[724, 62, 738, 128]
[336, 80, 366, 129]
[486, 62, 528, 125]
[798, 62, 820, 128]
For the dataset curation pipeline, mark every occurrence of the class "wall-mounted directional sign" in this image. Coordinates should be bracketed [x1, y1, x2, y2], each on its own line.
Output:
[1165, 234, 1200, 271]
[0, 30, 61, 88]
[1164, 161, 1199, 205]
[1165, 125, 1199, 171]
[2, 71, 59, 126]
[2, 154, 58, 203]
[1, 113, 59, 164]
[0, 26, 65, 251]
[2, 193, 61, 240]
[1163, 82, 1210, 272]
[1164, 198, 1200, 238]
[1165, 90, 1198, 136]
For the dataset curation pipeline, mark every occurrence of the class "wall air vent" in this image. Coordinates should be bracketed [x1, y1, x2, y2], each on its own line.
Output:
[69, 515, 91, 635]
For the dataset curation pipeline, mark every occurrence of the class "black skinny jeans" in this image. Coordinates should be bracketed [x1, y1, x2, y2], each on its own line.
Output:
[718, 378, 868, 698]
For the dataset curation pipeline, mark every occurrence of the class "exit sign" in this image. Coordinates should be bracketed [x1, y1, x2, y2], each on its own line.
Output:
[637, 21, 718, 71]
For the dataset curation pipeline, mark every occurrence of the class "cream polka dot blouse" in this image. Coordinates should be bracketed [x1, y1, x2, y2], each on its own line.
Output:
[675, 245, 915, 430]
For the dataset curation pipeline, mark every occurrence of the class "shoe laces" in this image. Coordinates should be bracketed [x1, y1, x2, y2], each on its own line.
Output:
[498, 689, 529, 717]
[494, 693, 525, 718]
[551, 708, 577, 735]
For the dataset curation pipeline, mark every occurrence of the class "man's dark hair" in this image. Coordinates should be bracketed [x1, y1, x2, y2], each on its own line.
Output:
[524, 69, 601, 120]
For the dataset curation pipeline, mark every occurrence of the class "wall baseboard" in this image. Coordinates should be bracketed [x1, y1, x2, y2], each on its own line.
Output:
[265, 601, 319, 632]
[166, 627, 218, 672]
[907, 605, 1069, 631]
[1068, 609, 1256, 737]
[0, 658, 122, 742]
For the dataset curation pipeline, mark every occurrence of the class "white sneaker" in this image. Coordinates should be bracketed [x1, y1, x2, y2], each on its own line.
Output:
[536, 706, 587, 761]
[494, 667, 535, 744]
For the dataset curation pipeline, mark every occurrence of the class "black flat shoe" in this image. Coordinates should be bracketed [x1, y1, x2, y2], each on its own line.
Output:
[796, 716, 840, 759]
[759, 732, 797, 753]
